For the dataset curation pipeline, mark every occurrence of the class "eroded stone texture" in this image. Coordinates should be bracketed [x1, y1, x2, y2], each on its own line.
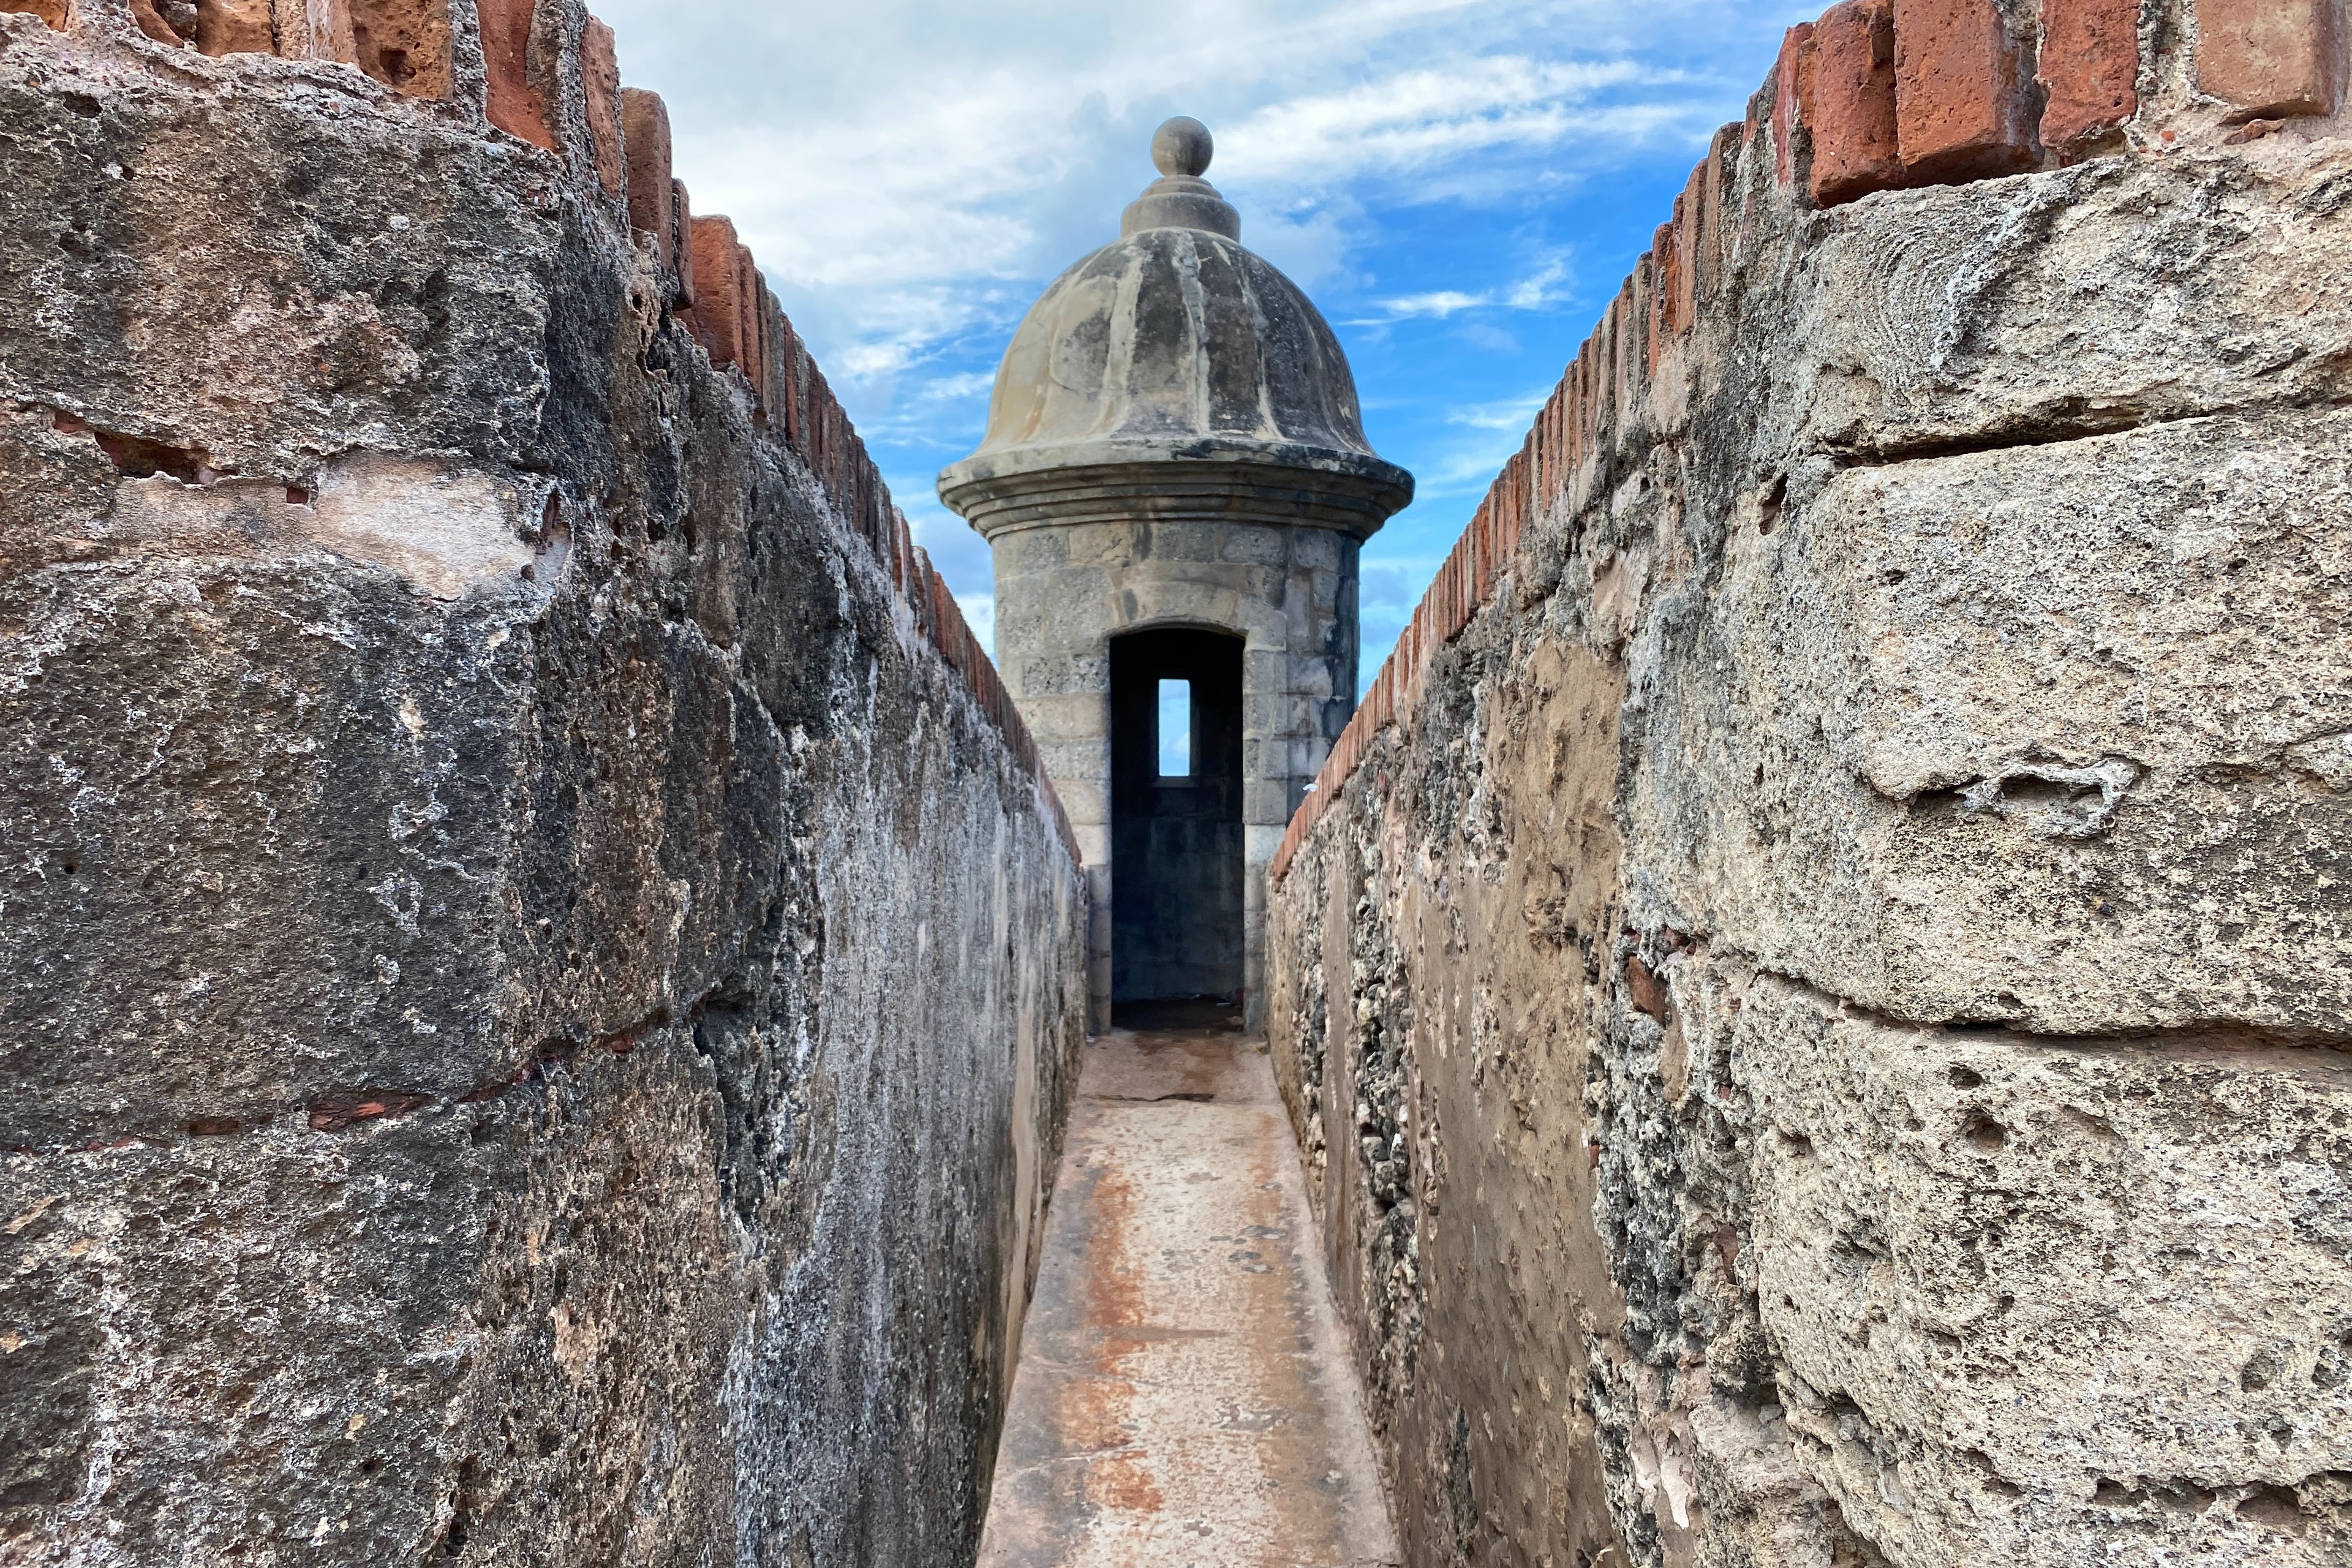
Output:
[0, 9, 1087, 1566]
[347, 0, 454, 99]
[1736, 975, 2352, 1567]
[193, 0, 272, 56]
[0, 0, 69, 31]
[1267, 2, 2352, 1564]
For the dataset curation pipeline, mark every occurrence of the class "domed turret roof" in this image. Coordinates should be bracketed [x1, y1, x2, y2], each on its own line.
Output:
[939, 119, 1412, 541]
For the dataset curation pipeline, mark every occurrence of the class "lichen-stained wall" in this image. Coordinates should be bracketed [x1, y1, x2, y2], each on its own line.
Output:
[0, 3, 1087, 1565]
[1267, 2, 2352, 1565]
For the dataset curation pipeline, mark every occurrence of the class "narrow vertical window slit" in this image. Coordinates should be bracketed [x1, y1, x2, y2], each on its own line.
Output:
[1158, 679, 1192, 777]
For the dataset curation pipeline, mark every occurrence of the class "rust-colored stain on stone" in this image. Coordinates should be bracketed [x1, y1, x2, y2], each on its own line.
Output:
[979, 1028, 1400, 1567]
[1056, 1162, 1167, 1518]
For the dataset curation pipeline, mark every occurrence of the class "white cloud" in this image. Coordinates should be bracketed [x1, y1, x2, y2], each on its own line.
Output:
[1219, 57, 1664, 183]
[1447, 388, 1558, 432]
[1241, 200, 1356, 288]
[910, 371, 1000, 404]
[590, 0, 1825, 628]
[1368, 290, 1488, 320]
[1350, 251, 1575, 324]
[1503, 253, 1575, 309]
[599, 0, 1779, 390]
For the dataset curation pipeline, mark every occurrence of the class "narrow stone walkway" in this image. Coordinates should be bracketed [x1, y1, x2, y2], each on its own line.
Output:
[979, 1023, 1400, 1568]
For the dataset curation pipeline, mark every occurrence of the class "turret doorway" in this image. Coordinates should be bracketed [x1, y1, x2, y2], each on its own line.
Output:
[1109, 628, 1245, 1019]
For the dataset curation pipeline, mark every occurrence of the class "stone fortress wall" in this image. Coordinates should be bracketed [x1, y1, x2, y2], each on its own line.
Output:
[0, 0, 1086, 1562]
[1266, 1, 2352, 1564]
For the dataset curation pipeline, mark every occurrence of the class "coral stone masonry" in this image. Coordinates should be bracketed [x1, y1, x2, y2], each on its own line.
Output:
[1267, 1, 2352, 1566]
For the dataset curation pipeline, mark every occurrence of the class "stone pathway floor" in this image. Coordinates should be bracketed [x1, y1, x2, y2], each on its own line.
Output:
[978, 1023, 1401, 1568]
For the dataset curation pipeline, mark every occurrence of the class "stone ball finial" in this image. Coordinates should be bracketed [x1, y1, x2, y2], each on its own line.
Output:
[1151, 117, 1213, 178]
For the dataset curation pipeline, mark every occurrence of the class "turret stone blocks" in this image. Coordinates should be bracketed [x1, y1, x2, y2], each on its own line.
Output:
[990, 514, 1359, 1021]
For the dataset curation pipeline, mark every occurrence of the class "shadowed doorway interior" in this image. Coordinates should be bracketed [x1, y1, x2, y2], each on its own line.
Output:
[1110, 628, 1245, 1021]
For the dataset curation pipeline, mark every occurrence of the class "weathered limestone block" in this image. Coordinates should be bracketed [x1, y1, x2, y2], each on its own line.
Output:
[1266, 634, 1634, 1567]
[0, 42, 556, 483]
[1779, 148, 2352, 462]
[1628, 408, 2352, 1034]
[1739, 973, 2352, 1567]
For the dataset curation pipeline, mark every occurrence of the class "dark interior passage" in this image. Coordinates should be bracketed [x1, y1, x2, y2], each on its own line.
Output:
[1110, 628, 1245, 1009]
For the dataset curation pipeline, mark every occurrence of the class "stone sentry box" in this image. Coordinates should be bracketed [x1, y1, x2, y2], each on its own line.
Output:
[940, 118, 1412, 1030]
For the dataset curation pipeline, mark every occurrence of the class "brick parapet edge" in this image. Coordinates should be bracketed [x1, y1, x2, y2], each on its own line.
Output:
[1268, 0, 2350, 886]
[0, 0, 1079, 867]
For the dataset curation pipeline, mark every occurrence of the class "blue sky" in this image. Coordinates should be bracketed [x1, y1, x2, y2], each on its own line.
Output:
[597, 0, 1816, 686]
